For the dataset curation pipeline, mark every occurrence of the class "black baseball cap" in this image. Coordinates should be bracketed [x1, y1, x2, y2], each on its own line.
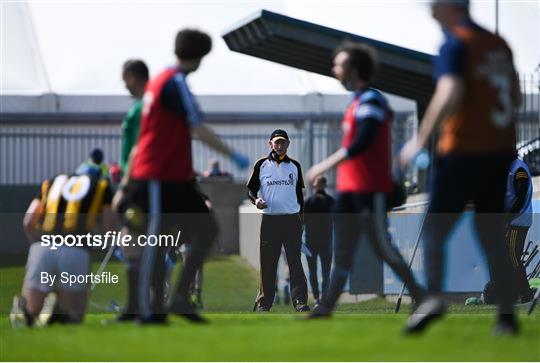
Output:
[269, 129, 289, 141]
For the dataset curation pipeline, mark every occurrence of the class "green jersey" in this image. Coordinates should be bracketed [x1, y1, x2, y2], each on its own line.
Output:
[121, 99, 143, 175]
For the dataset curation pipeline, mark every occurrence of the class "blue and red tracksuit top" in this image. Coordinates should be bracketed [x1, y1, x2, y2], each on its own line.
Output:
[336, 90, 393, 193]
[131, 67, 194, 181]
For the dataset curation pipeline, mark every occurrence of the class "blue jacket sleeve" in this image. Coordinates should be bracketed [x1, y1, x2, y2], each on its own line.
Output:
[435, 35, 466, 80]
[160, 73, 203, 127]
[345, 91, 388, 159]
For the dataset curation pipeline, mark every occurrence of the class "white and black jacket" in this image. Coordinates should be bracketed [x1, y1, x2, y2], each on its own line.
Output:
[247, 152, 304, 215]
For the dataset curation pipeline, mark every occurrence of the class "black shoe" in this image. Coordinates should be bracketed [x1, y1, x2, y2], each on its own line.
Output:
[295, 304, 310, 312]
[404, 296, 446, 334]
[255, 304, 270, 313]
[176, 312, 207, 323]
[137, 314, 168, 325]
[304, 304, 331, 320]
[100, 311, 138, 326]
[170, 296, 208, 323]
[293, 299, 310, 312]
[101, 311, 138, 326]
[116, 311, 138, 322]
[493, 316, 519, 336]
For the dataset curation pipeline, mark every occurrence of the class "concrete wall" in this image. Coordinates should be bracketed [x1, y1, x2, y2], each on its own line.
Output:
[0, 185, 37, 254]
[198, 179, 247, 254]
[239, 202, 262, 270]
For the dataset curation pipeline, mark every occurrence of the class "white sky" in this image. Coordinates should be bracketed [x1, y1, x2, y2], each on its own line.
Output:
[2, 0, 539, 95]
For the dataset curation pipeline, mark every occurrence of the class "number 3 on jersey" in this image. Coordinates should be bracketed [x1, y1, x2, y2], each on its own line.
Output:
[488, 72, 513, 128]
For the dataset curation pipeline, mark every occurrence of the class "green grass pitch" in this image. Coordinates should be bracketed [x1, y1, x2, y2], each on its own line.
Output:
[1, 255, 539, 361]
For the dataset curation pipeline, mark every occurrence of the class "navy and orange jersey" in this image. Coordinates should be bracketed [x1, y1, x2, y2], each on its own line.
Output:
[336, 88, 393, 193]
[36, 174, 113, 235]
[131, 66, 203, 181]
[435, 20, 517, 155]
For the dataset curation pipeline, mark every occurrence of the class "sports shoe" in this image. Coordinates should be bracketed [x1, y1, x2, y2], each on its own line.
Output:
[10, 296, 33, 328]
[304, 304, 331, 320]
[404, 296, 446, 334]
[35, 293, 58, 327]
[493, 315, 519, 336]
[170, 295, 207, 323]
[295, 304, 310, 312]
[137, 314, 168, 325]
[255, 304, 270, 313]
[115, 310, 138, 322]
[101, 311, 138, 326]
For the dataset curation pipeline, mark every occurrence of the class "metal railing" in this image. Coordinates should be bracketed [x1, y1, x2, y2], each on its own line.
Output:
[0, 113, 412, 187]
[517, 72, 540, 143]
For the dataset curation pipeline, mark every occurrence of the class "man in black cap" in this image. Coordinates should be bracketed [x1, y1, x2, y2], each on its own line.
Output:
[247, 129, 309, 312]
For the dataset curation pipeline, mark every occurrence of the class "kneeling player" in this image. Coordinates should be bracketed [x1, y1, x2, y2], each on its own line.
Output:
[10, 166, 114, 327]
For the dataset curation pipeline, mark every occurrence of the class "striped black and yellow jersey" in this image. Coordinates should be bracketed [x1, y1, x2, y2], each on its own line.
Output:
[37, 174, 113, 235]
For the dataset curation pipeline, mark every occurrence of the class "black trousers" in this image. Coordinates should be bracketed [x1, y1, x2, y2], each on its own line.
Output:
[506, 225, 532, 299]
[322, 192, 423, 310]
[306, 239, 332, 301]
[127, 179, 218, 318]
[422, 152, 517, 312]
[484, 225, 534, 303]
[256, 214, 308, 309]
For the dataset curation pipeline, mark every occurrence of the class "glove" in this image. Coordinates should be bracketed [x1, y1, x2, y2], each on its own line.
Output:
[232, 152, 249, 170]
[413, 149, 430, 170]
